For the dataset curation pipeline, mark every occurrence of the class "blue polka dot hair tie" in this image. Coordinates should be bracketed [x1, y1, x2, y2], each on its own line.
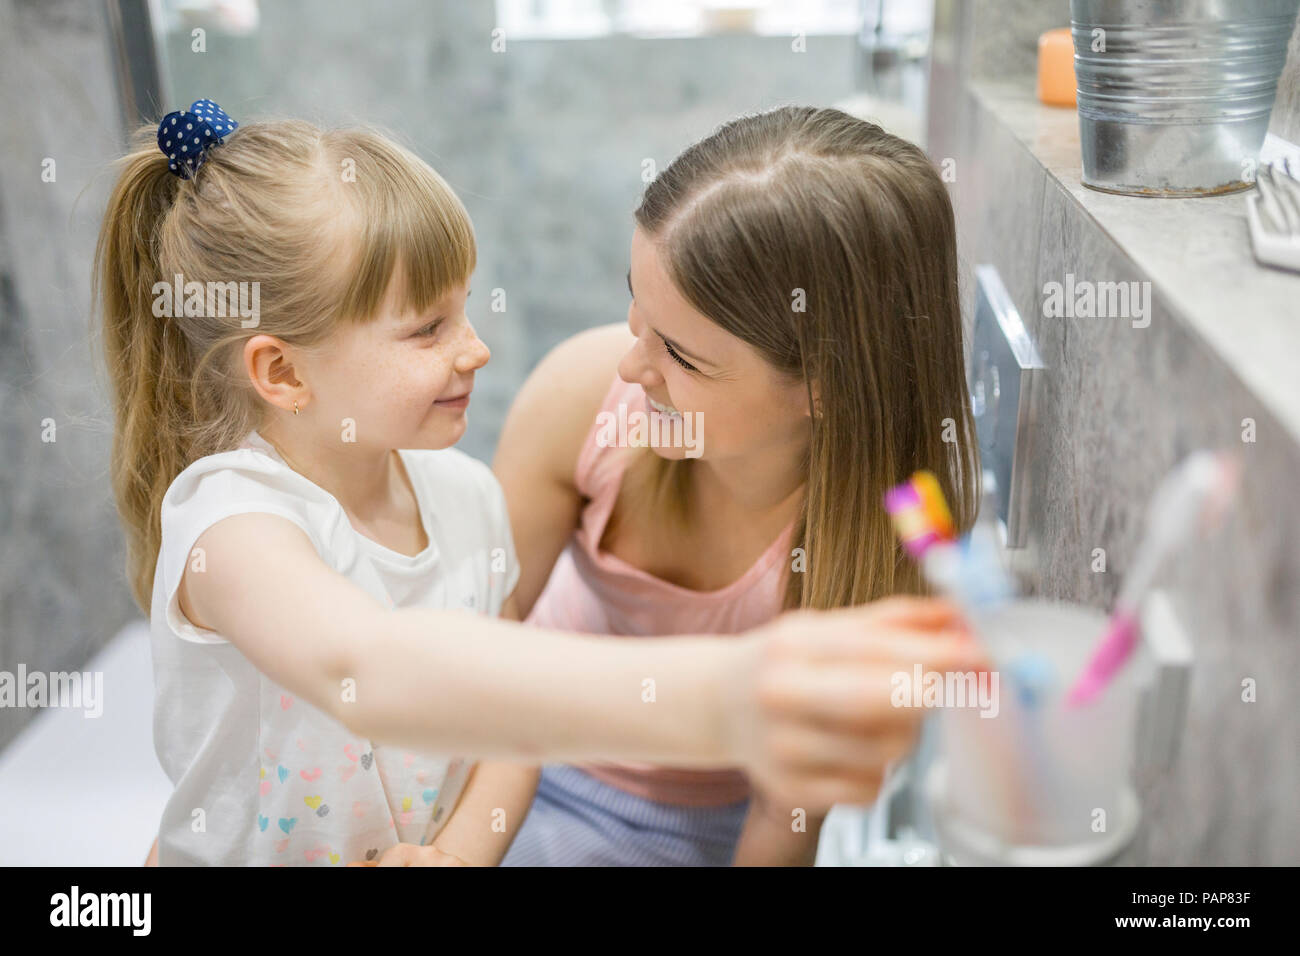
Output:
[156, 98, 238, 179]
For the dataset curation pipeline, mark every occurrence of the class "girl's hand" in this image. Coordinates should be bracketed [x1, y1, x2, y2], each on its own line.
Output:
[726, 596, 987, 812]
[346, 843, 476, 867]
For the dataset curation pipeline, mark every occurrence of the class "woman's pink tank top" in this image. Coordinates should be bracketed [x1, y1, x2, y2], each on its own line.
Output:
[524, 375, 796, 806]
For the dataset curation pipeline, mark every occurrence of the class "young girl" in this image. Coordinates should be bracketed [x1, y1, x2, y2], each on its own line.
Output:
[98, 100, 983, 866]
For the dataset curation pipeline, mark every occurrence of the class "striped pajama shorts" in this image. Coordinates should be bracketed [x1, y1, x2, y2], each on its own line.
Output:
[499, 765, 752, 866]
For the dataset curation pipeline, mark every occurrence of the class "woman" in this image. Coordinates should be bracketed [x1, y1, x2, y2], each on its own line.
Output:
[495, 106, 979, 866]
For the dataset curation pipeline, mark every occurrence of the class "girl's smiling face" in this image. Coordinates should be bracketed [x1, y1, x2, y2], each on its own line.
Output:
[617, 225, 811, 463]
[272, 275, 489, 453]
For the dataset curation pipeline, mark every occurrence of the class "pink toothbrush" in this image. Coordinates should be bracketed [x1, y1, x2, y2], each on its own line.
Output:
[1065, 451, 1240, 708]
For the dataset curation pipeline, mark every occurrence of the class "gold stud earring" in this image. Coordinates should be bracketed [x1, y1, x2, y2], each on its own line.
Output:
[293, 400, 299, 416]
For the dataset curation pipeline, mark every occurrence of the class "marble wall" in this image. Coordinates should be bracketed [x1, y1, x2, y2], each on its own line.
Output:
[929, 0, 1300, 864]
[0, 0, 137, 750]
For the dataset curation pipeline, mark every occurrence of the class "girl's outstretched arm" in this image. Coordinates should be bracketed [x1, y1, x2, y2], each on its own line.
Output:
[181, 513, 739, 764]
[181, 512, 982, 810]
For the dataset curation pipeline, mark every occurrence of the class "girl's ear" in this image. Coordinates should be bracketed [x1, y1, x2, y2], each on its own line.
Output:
[809, 379, 822, 420]
[244, 335, 309, 413]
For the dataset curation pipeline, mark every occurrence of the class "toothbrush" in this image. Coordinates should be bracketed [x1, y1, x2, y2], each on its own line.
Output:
[1003, 651, 1063, 842]
[1065, 451, 1240, 708]
[884, 471, 1039, 835]
[883, 470, 956, 559]
[883, 471, 1014, 635]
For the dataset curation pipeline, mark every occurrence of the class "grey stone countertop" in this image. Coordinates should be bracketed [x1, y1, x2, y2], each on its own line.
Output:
[970, 78, 1300, 445]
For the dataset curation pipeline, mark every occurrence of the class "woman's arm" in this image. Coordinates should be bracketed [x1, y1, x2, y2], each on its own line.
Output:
[492, 322, 633, 617]
[427, 761, 541, 866]
[345, 760, 540, 868]
[730, 791, 827, 866]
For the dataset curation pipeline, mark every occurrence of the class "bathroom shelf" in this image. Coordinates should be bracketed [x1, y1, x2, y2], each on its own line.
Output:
[967, 78, 1300, 446]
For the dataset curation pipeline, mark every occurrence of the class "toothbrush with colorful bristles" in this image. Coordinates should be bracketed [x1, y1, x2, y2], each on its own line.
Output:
[883, 471, 1014, 628]
[884, 471, 1039, 834]
[1065, 451, 1241, 709]
[883, 470, 957, 559]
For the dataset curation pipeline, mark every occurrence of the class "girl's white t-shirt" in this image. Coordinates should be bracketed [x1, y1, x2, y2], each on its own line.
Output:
[150, 430, 519, 866]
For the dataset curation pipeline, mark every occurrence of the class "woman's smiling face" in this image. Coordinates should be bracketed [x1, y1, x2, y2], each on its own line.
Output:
[617, 225, 811, 463]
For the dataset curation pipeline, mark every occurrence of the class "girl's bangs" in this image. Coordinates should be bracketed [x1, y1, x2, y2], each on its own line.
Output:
[334, 150, 477, 323]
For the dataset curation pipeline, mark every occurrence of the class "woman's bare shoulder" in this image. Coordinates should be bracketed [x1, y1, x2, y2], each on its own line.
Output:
[533, 322, 633, 392]
[495, 323, 633, 487]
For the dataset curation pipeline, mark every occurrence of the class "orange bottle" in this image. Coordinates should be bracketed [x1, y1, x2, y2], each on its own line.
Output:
[1037, 27, 1077, 107]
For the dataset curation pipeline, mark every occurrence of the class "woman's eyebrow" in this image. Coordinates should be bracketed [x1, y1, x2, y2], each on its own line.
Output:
[652, 326, 712, 366]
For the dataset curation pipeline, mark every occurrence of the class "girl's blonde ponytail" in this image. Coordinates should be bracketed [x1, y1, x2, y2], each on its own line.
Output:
[93, 139, 194, 613]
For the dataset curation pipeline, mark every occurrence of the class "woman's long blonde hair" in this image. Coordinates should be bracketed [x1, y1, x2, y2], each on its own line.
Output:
[94, 120, 475, 612]
[628, 106, 980, 610]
